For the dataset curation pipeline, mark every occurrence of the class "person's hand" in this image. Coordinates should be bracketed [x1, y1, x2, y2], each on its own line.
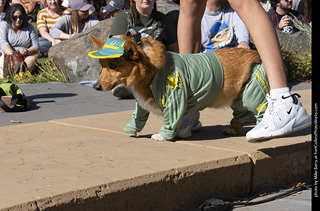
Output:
[237, 42, 250, 49]
[279, 15, 291, 30]
[19, 48, 28, 56]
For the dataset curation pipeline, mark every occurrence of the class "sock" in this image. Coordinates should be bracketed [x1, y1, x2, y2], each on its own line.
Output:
[270, 87, 293, 103]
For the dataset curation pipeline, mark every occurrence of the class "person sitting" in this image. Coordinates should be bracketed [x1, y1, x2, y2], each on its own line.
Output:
[11, 0, 38, 14]
[109, 0, 178, 52]
[267, 0, 309, 34]
[85, 0, 108, 20]
[106, 0, 178, 98]
[99, 0, 124, 20]
[201, 0, 250, 53]
[0, 4, 39, 73]
[37, 0, 71, 54]
[0, 0, 10, 21]
[49, 0, 99, 43]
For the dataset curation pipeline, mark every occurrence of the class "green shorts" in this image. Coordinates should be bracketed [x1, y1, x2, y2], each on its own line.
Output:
[230, 63, 270, 124]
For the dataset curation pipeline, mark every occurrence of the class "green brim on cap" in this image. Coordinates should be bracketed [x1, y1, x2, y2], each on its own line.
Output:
[88, 37, 127, 59]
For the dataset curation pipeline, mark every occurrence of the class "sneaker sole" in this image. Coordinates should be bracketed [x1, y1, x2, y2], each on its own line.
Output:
[292, 107, 312, 133]
[191, 121, 202, 132]
[247, 107, 311, 142]
[176, 121, 202, 139]
[112, 86, 133, 98]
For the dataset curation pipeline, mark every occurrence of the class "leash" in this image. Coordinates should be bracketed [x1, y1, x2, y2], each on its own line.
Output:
[126, 28, 141, 45]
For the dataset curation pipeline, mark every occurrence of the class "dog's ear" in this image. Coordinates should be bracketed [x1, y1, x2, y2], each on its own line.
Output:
[88, 34, 105, 50]
[123, 40, 140, 62]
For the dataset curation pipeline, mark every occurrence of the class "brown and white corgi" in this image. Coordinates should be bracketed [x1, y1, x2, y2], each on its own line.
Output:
[88, 35, 269, 141]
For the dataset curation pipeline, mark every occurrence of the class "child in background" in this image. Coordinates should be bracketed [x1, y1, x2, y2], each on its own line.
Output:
[201, 0, 250, 52]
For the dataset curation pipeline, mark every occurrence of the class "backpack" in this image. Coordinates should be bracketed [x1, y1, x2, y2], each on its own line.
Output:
[0, 82, 30, 112]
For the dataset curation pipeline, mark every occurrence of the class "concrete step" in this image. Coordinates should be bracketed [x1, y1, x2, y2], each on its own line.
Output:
[0, 89, 311, 211]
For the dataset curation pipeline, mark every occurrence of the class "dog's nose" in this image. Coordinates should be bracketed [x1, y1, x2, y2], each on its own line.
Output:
[94, 83, 102, 90]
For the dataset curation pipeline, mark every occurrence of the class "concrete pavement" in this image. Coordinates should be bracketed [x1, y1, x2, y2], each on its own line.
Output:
[0, 83, 136, 127]
[234, 188, 312, 211]
[0, 82, 311, 127]
[0, 83, 312, 210]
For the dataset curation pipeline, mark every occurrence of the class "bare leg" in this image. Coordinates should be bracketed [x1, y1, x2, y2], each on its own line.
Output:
[177, 0, 207, 54]
[176, 0, 207, 139]
[24, 55, 37, 72]
[228, 0, 287, 90]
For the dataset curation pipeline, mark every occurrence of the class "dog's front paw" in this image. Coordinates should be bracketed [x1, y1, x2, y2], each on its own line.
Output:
[151, 134, 166, 141]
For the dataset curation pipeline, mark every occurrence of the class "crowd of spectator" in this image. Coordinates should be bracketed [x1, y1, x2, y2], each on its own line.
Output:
[0, 0, 312, 77]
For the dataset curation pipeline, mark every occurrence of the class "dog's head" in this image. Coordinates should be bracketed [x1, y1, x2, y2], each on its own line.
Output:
[88, 35, 166, 91]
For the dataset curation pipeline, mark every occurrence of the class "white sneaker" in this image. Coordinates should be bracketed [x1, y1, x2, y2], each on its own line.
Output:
[246, 93, 311, 142]
[176, 111, 202, 138]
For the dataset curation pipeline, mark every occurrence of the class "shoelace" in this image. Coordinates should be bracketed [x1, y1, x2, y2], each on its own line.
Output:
[255, 93, 301, 119]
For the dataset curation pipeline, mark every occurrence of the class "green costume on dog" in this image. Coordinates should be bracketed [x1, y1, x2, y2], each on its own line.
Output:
[88, 38, 270, 140]
[124, 52, 269, 140]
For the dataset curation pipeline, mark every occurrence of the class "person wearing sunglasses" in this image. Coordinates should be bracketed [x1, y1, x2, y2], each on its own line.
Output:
[0, 3, 39, 72]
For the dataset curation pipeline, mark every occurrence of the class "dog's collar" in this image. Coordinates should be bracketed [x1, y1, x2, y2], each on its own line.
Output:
[88, 37, 127, 59]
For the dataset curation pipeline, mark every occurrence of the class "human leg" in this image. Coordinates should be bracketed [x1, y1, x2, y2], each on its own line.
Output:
[228, 0, 287, 90]
[228, 0, 311, 141]
[176, 0, 207, 137]
[24, 55, 37, 72]
[177, 0, 207, 53]
[38, 37, 52, 53]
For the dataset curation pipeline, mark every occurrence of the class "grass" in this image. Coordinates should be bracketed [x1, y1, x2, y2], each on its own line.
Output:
[282, 14, 312, 82]
[283, 50, 312, 82]
[0, 57, 67, 84]
[1, 21, 68, 84]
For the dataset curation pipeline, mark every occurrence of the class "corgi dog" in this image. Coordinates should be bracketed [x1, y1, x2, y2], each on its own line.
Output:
[88, 34, 270, 141]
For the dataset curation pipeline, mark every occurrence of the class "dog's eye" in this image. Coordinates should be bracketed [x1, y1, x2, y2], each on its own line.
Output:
[109, 64, 117, 69]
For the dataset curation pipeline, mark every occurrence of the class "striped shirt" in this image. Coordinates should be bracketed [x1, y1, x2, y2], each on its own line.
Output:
[36, 7, 71, 31]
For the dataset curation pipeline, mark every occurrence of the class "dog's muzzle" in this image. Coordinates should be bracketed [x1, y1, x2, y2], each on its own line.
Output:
[94, 83, 102, 90]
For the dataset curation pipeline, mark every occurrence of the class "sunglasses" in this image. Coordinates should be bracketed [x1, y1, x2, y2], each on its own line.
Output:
[12, 15, 23, 21]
